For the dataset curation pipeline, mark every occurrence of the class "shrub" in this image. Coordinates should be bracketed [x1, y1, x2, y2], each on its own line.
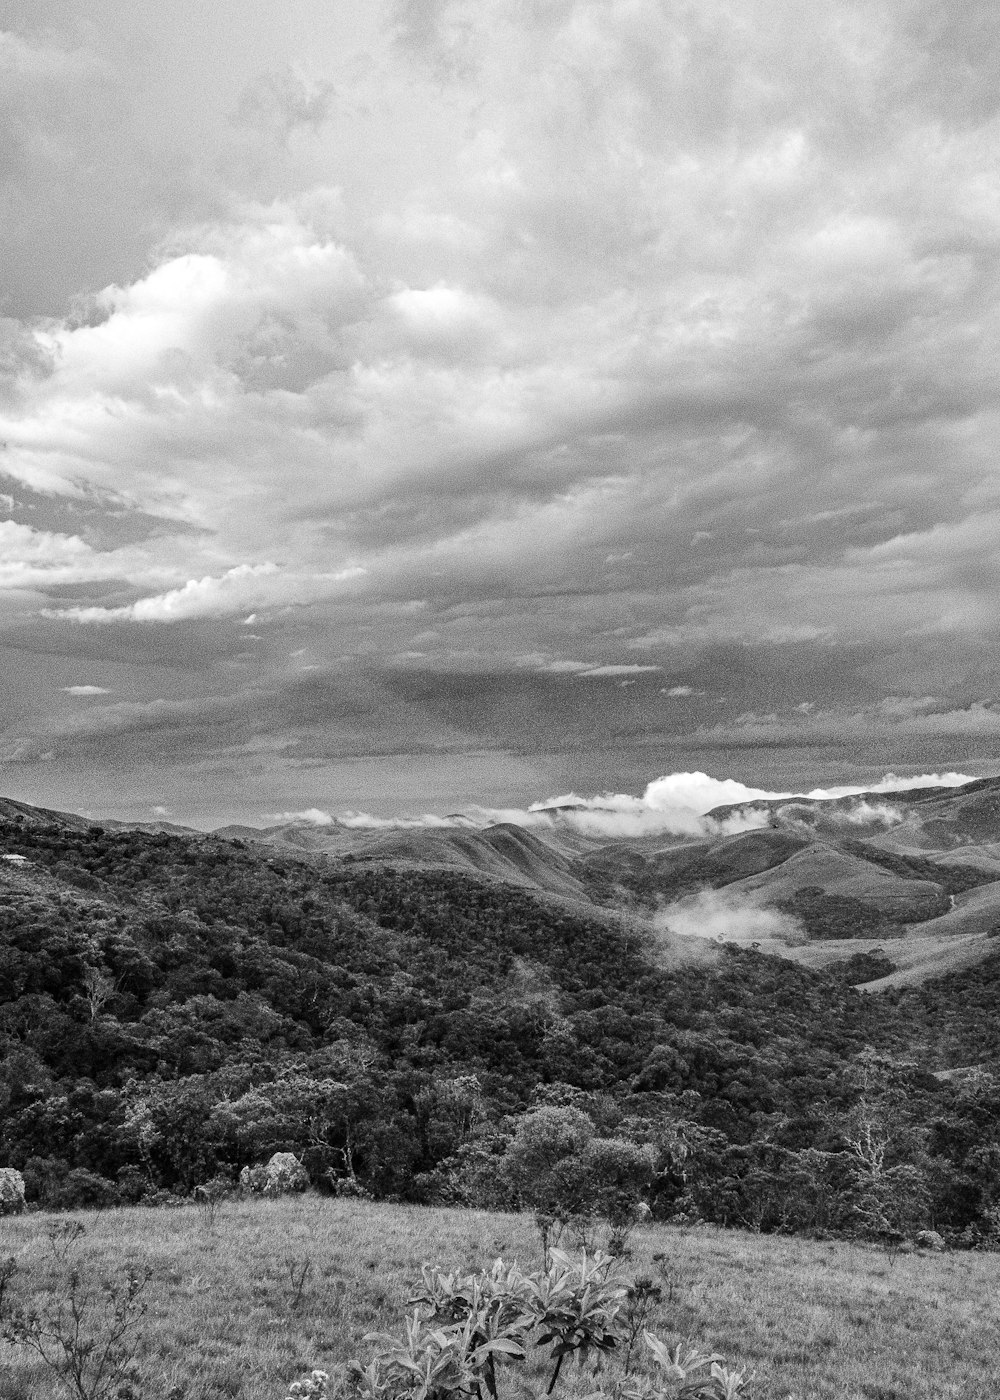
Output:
[1, 1259, 152, 1400]
[282, 1249, 746, 1400]
[48, 1169, 121, 1212]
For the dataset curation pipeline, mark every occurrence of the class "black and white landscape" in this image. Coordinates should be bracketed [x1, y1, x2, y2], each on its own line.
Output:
[3, 769, 1000, 1228]
[9, 9, 1000, 1394]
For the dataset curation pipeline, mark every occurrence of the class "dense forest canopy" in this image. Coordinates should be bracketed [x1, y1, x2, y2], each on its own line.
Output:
[3, 807, 1000, 1243]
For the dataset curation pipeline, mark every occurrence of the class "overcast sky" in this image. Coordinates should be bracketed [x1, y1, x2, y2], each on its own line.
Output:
[3, 0, 1000, 826]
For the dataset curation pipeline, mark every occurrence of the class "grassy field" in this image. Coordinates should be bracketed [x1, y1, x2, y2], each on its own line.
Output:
[1, 1197, 999, 1400]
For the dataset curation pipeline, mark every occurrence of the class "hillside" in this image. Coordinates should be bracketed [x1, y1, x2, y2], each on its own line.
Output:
[563, 780, 1000, 982]
[200, 780, 1000, 992]
[338, 822, 589, 900]
[3, 1197, 998, 1400]
[5, 793, 1000, 1244]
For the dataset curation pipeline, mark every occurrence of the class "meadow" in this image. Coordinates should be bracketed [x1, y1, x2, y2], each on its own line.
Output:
[1, 1198, 999, 1400]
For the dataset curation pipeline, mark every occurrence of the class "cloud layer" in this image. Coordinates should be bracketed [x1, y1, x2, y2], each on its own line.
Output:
[266, 768, 972, 840]
[3, 0, 1000, 820]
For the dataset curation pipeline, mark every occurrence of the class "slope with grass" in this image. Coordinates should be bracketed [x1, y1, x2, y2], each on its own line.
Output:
[2, 1198, 999, 1400]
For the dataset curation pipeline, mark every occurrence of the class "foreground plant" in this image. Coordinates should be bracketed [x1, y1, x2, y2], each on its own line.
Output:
[284, 1369, 330, 1399]
[282, 1250, 746, 1400]
[1, 1261, 152, 1400]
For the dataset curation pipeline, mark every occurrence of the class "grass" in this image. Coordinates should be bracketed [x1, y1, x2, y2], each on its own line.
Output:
[716, 928, 996, 992]
[2, 1197, 1000, 1400]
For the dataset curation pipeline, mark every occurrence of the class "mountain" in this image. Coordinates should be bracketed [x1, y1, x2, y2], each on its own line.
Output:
[13, 774, 1000, 992]
[4, 787, 1000, 1241]
[0, 797, 97, 830]
[559, 779, 1000, 986]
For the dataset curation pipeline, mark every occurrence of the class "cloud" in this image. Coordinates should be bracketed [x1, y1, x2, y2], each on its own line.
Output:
[655, 888, 803, 945]
[233, 67, 335, 144]
[266, 807, 336, 826]
[777, 798, 904, 829]
[62, 685, 110, 696]
[688, 701, 1000, 748]
[515, 770, 973, 839]
[338, 810, 468, 829]
[527, 772, 790, 837]
[6, 0, 1000, 817]
[263, 805, 479, 829]
[45, 563, 366, 624]
[0, 26, 205, 319]
[4, 0, 1000, 667]
[801, 772, 970, 799]
[0, 521, 96, 585]
[237, 769, 976, 841]
[576, 664, 662, 679]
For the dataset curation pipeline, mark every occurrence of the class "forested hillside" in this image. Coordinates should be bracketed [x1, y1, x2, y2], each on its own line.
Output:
[3, 806, 1000, 1243]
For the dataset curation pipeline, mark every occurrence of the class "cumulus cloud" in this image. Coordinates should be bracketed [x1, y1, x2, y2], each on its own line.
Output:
[517, 770, 972, 838]
[46, 564, 366, 624]
[4, 0, 1000, 660]
[0, 521, 96, 586]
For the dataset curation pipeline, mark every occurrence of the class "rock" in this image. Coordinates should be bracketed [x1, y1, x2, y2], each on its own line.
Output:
[239, 1152, 309, 1197]
[915, 1229, 946, 1252]
[0, 1167, 26, 1215]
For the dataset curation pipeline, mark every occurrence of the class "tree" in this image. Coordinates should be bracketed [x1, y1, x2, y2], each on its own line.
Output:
[504, 1107, 653, 1253]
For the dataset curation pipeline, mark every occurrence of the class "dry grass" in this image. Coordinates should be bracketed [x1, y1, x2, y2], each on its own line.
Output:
[1, 1197, 999, 1400]
[712, 929, 996, 992]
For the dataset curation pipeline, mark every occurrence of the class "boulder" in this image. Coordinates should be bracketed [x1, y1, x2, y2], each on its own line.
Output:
[915, 1229, 946, 1252]
[239, 1152, 309, 1197]
[0, 1167, 26, 1215]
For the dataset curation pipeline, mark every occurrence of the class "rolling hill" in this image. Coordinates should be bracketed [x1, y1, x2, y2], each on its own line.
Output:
[5, 784, 1000, 1241]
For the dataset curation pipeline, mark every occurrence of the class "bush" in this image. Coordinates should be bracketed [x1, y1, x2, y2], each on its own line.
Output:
[48, 1169, 121, 1212]
[282, 1250, 746, 1400]
[1, 1259, 151, 1400]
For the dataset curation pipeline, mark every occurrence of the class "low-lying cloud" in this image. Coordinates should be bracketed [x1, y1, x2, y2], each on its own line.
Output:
[520, 770, 970, 839]
[776, 798, 904, 829]
[257, 768, 973, 839]
[655, 888, 804, 946]
[267, 807, 464, 830]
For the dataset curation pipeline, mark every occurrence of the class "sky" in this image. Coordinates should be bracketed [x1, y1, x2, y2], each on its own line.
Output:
[4, 0, 1000, 827]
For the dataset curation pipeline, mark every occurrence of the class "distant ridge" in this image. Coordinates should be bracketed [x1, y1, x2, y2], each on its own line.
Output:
[0, 797, 96, 830]
[7, 774, 1000, 988]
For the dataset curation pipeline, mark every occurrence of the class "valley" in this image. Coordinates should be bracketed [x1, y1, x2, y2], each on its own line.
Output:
[207, 776, 1000, 989]
[5, 777, 1000, 1245]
